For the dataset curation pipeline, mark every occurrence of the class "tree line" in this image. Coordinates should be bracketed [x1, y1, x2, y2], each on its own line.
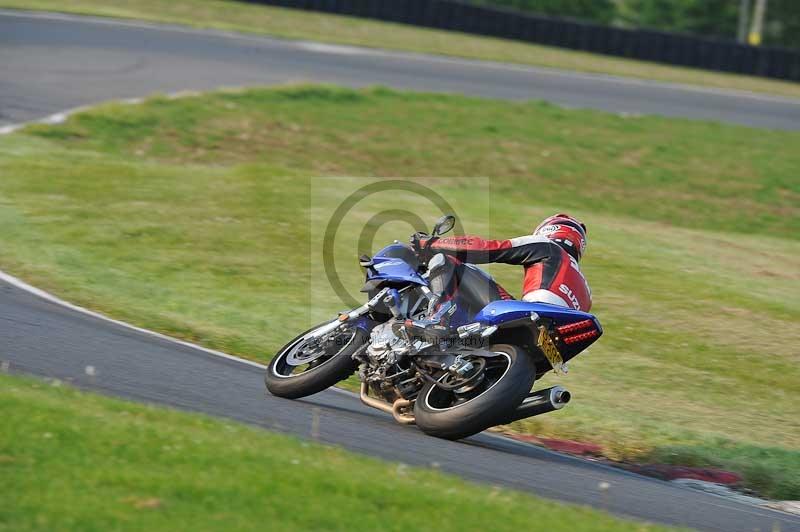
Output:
[466, 0, 800, 50]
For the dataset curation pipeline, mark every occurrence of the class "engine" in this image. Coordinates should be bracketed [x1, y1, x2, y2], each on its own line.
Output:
[358, 321, 420, 401]
[366, 321, 409, 364]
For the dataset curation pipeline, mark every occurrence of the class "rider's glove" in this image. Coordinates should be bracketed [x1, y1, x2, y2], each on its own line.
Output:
[410, 232, 430, 260]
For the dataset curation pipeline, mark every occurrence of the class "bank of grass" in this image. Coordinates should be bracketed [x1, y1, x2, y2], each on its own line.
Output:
[0, 86, 798, 499]
[3, 0, 800, 100]
[0, 373, 671, 531]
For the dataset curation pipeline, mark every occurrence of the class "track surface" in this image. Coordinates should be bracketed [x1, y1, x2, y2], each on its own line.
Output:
[2, 10, 800, 129]
[3, 280, 798, 532]
[1, 10, 799, 532]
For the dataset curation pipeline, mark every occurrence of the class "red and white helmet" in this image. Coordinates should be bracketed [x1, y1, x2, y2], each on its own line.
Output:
[533, 213, 587, 262]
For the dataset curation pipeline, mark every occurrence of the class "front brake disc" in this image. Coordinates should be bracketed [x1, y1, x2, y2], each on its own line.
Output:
[284, 339, 328, 366]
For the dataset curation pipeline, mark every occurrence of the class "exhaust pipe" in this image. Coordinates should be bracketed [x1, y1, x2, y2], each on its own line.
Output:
[391, 398, 416, 425]
[505, 385, 570, 424]
[360, 382, 416, 425]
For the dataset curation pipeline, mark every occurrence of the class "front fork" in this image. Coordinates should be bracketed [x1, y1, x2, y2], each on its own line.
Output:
[304, 287, 393, 343]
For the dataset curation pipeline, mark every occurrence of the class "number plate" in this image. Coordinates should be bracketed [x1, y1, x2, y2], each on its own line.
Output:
[537, 325, 564, 374]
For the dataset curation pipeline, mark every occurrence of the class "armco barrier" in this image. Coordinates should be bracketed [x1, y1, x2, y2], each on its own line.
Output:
[240, 0, 800, 82]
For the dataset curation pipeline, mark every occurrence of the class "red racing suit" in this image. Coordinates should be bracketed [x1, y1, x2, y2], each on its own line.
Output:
[427, 234, 592, 311]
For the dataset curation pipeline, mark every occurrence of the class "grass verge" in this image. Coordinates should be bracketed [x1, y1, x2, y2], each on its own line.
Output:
[1, 0, 800, 99]
[0, 373, 674, 531]
[0, 86, 798, 499]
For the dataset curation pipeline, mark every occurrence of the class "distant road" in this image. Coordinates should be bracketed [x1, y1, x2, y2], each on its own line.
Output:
[2, 9, 800, 129]
[2, 10, 800, 532]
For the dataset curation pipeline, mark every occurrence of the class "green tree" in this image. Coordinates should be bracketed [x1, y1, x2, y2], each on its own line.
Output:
[618, 0, 800, 50]
[763, 0, 800, 49]
[617, 0, 739, 39]
[469, 0, 800, 51]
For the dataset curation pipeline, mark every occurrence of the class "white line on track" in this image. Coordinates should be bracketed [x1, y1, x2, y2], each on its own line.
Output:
[0, 105, 89, 134]
[3, 8, 800, 108]
[0, 89, 373, 397]
[0, 265, 674, 478]
[0, 269, 267, 370]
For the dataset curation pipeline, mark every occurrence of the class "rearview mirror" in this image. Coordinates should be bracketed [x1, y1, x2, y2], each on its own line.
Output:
[432, 215, 456, 236]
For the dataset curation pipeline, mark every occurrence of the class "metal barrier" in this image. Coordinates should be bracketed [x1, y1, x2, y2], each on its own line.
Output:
[241, 0, 800, 82]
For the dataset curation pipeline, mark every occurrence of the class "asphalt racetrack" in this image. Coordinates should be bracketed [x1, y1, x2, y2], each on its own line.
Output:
[1, 10, 800, 532]
[3, 9, 800, 129]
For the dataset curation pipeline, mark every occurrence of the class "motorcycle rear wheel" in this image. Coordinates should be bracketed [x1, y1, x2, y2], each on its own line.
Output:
[265, 322, 364, 399]
[414, 344, 535, 440]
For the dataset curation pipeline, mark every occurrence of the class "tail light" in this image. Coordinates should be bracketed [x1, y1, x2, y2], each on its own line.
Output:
[556, 319, 600, 345]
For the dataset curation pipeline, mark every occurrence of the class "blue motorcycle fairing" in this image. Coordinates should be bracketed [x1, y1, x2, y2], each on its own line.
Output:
[365, 244, 428, 287]
[473, 300, 600, 330]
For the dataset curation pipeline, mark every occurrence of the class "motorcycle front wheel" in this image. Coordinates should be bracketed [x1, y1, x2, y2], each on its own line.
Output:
[265, 322, 365, 399]
[414, 344, 535, 440]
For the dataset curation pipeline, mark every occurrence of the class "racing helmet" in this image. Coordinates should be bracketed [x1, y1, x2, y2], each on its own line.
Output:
[533, 213, 587, 262]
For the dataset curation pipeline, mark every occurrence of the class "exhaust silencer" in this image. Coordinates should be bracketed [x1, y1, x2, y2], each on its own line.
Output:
[505, 385, 570, 424]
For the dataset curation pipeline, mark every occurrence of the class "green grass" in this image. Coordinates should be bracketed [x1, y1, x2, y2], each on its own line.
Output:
[0, 373, 673, 531]
[3, 0, 800, 99]
[0, 86, 798, 499]
[645, 443, 800, 501]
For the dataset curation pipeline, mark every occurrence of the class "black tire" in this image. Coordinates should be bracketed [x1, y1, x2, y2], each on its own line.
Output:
[414, 344, 535, 440]
[265, 322, 365, 399]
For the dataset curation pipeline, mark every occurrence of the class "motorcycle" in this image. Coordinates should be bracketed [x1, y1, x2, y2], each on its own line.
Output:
[265, 215, 602, 440]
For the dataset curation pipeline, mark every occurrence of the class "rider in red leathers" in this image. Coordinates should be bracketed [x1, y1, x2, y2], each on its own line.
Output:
[413, 214, 591, 312]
